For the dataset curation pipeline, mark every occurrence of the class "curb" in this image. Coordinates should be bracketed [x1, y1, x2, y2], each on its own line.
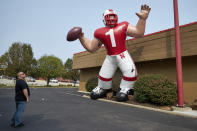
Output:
[78, 91, 90, 94]
[82, 95, 197, 119]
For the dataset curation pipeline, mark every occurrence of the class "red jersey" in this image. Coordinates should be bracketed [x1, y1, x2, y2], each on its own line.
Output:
[94, 21, 129, 55]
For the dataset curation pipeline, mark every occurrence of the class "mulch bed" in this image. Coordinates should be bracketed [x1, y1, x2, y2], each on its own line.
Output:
[105, 92, 196, 111]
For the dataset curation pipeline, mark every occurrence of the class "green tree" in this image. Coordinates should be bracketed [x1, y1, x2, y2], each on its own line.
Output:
[0, 42, 36, 77]
[64, 58, 72, 72]
[28, 59, 38, 78]
[37, 55, 64, 86]
[0, 52, 9, 66]
[0, 52, 9, 76]
[63, 58, 80, 86]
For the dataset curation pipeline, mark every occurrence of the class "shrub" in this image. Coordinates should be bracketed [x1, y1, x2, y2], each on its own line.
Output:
[85, 77, 98, 92]
[134, 74, 177, 106]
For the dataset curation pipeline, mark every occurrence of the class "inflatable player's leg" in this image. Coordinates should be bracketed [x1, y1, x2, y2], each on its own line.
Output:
[90, 55, 117, 100]
[116, 50, 138, 102]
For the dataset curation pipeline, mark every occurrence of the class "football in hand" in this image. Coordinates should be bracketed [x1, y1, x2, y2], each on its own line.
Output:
[66, 27, 82, 41]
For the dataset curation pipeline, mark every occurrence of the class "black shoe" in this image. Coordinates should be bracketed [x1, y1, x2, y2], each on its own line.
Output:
[10, 123, 15, 127]
[128, 89, 134, 95]
[90, 87, 112, 100]
[116, 92, 129, 102]
[116, 88, 134, 102]
[14, 123, 24, 128]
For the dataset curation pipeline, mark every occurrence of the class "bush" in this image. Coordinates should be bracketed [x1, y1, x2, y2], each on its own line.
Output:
[134, 74, 177, 106]
[85, 77, 98, 92]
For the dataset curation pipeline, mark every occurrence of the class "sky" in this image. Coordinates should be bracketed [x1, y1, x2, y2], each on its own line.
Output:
[0, 0, 197, 63]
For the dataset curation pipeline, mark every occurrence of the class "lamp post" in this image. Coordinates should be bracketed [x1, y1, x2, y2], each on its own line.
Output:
[173, 0, 184, 107]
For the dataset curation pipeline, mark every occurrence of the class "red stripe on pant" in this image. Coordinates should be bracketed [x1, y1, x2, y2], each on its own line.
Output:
[122, 76, 137, 81]
[99, 75, 112, 81]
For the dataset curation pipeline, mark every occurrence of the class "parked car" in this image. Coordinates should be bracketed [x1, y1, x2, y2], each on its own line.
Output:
[8, 77, 16, 80]
[26, 76, 36, 82]
[50, 78, 58, 83]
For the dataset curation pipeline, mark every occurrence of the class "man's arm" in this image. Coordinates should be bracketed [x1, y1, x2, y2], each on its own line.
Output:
[127, 4, 151, 37]
[23, 89, 29, 102]
[79, 33, 102, 53]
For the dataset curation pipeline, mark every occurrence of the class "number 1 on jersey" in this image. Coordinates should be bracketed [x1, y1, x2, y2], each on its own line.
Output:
[105, 29, 116, 47]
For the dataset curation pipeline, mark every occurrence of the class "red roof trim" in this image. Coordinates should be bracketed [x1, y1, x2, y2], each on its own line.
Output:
[74, 21, 197, 55]
[74, 50, 87, 55]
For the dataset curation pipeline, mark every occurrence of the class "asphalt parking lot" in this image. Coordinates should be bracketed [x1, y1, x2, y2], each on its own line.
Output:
[0, 87, 197, 131]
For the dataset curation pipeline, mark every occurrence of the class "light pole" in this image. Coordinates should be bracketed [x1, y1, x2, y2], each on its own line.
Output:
[173, 0, 184, 107]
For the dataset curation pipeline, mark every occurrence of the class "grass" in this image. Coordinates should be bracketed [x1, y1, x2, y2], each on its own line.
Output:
[0, 84, 13, 87]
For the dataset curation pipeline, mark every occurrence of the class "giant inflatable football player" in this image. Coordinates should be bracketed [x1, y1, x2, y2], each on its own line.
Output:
[67, 5, 151, 101]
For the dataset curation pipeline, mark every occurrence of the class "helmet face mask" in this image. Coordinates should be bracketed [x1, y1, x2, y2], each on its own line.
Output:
[103, 9, 118, 27]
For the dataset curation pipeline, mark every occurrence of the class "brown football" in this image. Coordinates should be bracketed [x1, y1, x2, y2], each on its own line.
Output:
[66, 27, 82, 41]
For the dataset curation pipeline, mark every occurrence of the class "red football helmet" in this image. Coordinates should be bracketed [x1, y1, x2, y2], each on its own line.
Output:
[103, 9, 118, 27]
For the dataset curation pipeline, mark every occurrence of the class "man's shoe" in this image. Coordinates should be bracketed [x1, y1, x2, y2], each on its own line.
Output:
[14, 123, 24, 128]
[90, 86, 112, 100]
[10, 123, 15, 127]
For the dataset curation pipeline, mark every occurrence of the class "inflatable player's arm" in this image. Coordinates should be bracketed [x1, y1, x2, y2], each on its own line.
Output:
[79, 33, 102, 53]
[126, 4, 151, 38]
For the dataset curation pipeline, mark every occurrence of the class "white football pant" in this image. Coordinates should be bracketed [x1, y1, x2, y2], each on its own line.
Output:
[96, 50, 137, 93]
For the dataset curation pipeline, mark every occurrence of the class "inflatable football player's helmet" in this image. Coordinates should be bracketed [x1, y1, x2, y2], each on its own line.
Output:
[103, 9, 118, 27]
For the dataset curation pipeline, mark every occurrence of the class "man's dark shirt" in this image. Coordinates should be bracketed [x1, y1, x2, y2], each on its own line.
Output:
[15, 79, 30, 101]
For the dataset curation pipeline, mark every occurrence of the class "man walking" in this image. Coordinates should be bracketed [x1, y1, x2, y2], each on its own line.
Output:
[10, 72, 30, 128]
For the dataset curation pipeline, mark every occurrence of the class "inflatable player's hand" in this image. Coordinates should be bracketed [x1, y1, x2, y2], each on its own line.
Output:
[136, 4, 151, 20]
